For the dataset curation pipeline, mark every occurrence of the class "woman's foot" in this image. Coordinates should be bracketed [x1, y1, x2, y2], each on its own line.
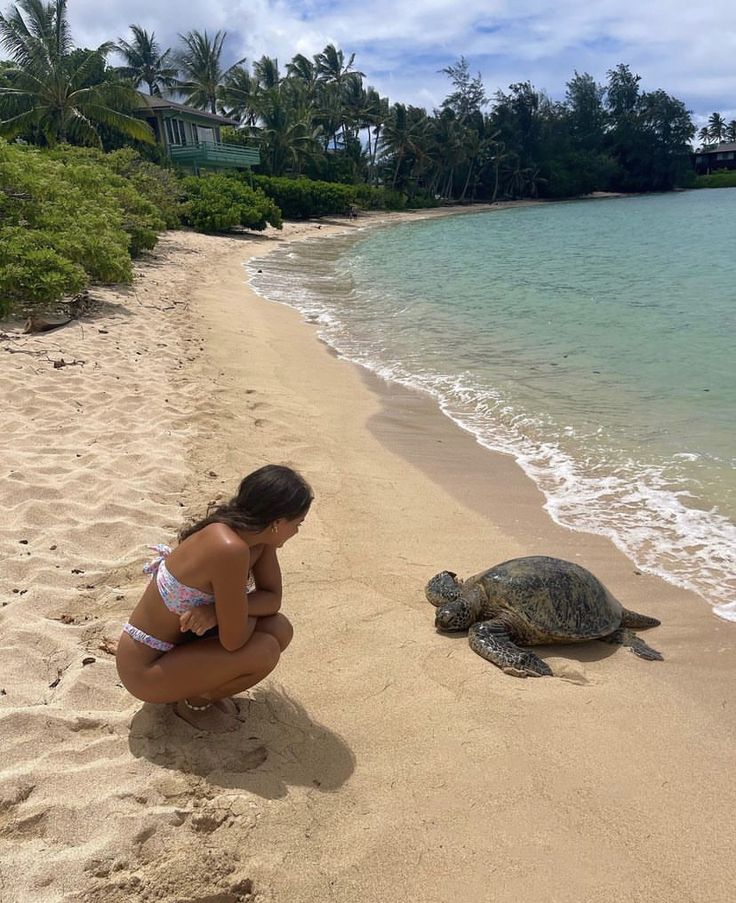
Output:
[213, 697, 240, 717]
[172, 699, 240, 732]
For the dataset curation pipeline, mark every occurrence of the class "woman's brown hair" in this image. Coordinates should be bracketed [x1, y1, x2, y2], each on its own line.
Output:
[179, 465, 313, 541]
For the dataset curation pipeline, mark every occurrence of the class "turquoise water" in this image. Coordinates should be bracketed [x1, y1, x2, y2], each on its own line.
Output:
[249, 191, 736, 621]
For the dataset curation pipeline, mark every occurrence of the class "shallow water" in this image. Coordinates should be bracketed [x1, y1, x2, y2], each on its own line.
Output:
[249, 192, 736, 621]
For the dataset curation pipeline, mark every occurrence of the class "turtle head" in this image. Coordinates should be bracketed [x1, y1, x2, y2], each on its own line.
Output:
[433, 583, 483, 632]
[425, 570, 463, 608]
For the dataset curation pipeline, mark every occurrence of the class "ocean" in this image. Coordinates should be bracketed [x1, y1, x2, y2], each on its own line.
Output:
[248, 190, 736, 622]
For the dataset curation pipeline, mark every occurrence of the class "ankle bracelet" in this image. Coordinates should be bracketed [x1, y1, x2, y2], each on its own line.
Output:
[183, 698, 211, 711]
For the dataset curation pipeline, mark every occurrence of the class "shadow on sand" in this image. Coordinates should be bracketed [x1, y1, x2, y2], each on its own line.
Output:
[127, 685, 355, 799]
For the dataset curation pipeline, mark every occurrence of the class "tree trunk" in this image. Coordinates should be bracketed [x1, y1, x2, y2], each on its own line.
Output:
[492, 159, 500, 203]
[391, 150, 403, 189]
[460, 162, 473, 201]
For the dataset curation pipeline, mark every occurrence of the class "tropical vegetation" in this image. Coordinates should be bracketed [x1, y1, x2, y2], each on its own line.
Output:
[0, 2, 701, 202]
[0, 0, 153, 146]
[0, 0, 722, 314]
[0, 140, 172, 313]
[697, 112, 736, 148]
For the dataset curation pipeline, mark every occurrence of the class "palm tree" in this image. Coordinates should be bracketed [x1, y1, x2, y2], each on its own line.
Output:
[363, 87, 388, 185]
[707, 111, 726, 144]
[252, 55, 280, 92]
[697, 124, 713, 148]
[219, 63, 257, 126]
[286, 53, 318, 97]
[176, 29, 244, 114]
[726, 120, 736, 143]
[380, 103, 428, 189]
[249, 85, 321, 175]
[115, 25, 178, 96]
[488, 140, 510, 202]
[0, 0, 153, 145]
[315, 43, 365, 151]
[315, 43, 364, 89]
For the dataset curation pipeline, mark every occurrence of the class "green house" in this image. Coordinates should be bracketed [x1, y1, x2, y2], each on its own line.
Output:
[137, 94, 259, 173]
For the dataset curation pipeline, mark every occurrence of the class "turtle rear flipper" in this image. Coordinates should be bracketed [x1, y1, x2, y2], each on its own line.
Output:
[469, 620, 552, 677]
[620, 607, 660, 629]
[600, 627, 663, 661]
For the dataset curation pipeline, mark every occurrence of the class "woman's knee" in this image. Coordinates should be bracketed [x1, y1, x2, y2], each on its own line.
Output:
[256, 613, 294, 651]
[244, 630, 282, 671]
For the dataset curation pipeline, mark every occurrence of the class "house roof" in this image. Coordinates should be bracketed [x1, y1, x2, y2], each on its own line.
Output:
[136, 93, 238, 127]
[697, 141, 736, 155]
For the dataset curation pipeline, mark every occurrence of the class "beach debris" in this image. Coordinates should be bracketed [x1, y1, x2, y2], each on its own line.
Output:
[71, 568, 85, 574]
[99, 637, 118, 655]
[19, 290, 95, 335]
[48, 670, 63, 689]
[22, 313, 74, 334]
[427, 555, 663, 677]
[1, 344, 86, 368]
[52, 357, 85, 369]
[81, 656, 96, 666]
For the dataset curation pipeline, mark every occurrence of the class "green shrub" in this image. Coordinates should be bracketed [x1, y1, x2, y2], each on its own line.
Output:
[251, 174, 429, 218]
[45, 145, 169, 255]
[693, 171, 736, 189]
[181, 173, 282, 233]
[104, 148, 184, 228]
[0, 140, 166, 311]
[0, 229, 87, 314]
[250, 175, 353, 219]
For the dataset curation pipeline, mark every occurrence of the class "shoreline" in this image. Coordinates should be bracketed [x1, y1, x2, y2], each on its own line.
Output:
[247, 204, 735, 621]
[1, 218, 734, 902]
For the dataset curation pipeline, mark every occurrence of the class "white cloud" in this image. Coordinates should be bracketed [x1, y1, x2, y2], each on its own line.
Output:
[60, 0, 736, 118]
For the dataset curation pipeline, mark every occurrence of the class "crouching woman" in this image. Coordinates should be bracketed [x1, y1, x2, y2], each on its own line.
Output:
[116, 464, 313, 731]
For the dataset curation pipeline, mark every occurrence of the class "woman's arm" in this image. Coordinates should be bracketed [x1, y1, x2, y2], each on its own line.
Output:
[210, 541, 253, 651]
[247, 545, 283, 617]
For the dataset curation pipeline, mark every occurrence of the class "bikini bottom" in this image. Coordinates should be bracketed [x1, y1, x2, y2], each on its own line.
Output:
[122, 622, 175, 653]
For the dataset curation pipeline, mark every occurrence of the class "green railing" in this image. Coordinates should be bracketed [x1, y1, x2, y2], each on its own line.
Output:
[169, 141, 260, 170]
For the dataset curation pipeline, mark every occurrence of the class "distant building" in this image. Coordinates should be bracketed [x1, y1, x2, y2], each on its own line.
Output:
[693, 142, 736, 174]
[136, 94, 259, 173]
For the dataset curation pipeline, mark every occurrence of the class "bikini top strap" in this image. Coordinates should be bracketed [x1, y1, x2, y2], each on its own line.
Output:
[143, 544, 173, 576]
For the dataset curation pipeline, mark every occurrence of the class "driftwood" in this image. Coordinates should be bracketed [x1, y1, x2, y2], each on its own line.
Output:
[21, 289, 94, 335]
[22, 314, 74, 334]
[3, 346, 86, 368]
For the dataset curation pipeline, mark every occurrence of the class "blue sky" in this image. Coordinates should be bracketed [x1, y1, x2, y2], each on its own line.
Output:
[67, 0, 736, 127]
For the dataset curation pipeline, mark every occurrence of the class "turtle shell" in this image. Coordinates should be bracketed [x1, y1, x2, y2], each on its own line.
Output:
[466, 555, 623, 640]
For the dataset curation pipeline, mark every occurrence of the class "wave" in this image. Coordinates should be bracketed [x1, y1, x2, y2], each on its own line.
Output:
[247, 236, 736, 623]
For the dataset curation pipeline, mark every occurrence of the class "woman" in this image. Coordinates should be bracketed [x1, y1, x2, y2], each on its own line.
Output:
[116, 464, 313, 731]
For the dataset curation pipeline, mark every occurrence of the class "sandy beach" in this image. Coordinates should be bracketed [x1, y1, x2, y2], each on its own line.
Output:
[1, 213, 734, 903]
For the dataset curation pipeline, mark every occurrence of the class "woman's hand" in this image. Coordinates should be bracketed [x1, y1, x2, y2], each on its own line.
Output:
[180, 604, 217, 636]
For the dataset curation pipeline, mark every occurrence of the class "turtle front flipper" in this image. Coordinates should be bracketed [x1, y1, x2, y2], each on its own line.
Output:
[469, 620, 552, 677]
[600, 628, 663, 661]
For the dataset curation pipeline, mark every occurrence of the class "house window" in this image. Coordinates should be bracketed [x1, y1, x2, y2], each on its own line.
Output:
[165, 119, 187, 145]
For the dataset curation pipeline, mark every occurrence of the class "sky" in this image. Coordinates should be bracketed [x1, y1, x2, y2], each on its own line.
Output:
[65, 0, 736, 127]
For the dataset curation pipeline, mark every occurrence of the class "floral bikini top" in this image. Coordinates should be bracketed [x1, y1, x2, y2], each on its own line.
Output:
[144, 544, 256, 614]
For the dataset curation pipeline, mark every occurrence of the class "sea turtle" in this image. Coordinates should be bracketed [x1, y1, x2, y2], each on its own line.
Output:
[425, 555, 662, 677]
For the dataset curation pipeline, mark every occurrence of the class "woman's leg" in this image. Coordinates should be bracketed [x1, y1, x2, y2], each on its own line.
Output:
[126, 631, 281, 705]
[204, 615, 294, 715]
[254, 613, 293, 650]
